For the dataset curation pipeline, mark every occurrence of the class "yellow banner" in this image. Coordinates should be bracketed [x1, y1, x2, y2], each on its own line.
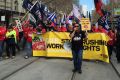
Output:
[32, 32, 109, 63]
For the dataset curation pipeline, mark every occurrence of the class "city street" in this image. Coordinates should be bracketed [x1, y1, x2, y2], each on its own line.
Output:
[0, 0, 120, 80]
[0, 51, 119, 80]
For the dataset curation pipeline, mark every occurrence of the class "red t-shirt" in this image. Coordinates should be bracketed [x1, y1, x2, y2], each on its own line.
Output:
[42, 29, 46, 33]
[92, 27, 98, 32]
[22, 26, 30, 38]
[97, 28, 107, 34]
[0, 27, 6, 41]
[60, 26, 67, 32]
[107, 31, 115, 45]
[57, 27, 61, 32]
[26, 30, 33, 42]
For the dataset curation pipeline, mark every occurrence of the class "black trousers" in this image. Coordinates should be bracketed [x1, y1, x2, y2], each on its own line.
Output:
[116, 47, 120, 62]
[107, 45, 113, 59]
[6, 43, 16, 57]
[15, 42, 20, 51]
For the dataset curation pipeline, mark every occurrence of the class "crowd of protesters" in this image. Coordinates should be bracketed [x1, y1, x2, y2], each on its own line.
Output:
[0, 20, 120, 64]
[91, 24, 120, 63]
[0, 20, 75, 60]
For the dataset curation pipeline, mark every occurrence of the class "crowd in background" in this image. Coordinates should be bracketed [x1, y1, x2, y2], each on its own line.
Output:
[0, 20, 120, 63]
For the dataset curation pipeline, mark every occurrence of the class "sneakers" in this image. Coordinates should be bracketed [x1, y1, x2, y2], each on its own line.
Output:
[72, 69, 82, 74]
[72, 69, 77, 72]
[5, 56, 9, 59]
[11, 56, 15, 59]
[24, 56, 29, 59]
[78, 69, 82, 74]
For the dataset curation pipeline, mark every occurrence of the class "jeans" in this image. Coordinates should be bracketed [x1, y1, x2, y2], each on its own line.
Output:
[25, 42, 32, 57]
[72, 49, 83, 70]
[22, 37, 27, 50]
[0, 41, 4, 57]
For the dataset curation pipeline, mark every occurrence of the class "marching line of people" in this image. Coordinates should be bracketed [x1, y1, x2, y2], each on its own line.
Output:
[0, 20, 120, 74]
[0, 21, 76, 60]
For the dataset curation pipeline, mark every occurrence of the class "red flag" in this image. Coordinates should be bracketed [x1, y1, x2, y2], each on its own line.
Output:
[94, 0, 103, 16]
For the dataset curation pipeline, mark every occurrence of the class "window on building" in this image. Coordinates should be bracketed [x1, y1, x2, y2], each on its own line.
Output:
[14, 0, 18, 11]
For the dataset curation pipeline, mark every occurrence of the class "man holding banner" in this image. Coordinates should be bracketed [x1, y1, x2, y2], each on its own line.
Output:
[70, 23, 88, 74]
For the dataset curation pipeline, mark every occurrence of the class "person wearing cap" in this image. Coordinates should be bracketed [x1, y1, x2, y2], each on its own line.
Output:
[6, 25, 16, 59]
[70, 23, 88, 74]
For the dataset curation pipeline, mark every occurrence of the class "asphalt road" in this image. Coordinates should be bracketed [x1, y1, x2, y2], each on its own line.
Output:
[0, 51, 119, 80]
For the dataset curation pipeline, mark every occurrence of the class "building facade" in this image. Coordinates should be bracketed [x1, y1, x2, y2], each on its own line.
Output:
[0, 0, 25, 26]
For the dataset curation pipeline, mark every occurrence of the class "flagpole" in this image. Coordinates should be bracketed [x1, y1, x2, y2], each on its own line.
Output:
[21, 0, 38, 22]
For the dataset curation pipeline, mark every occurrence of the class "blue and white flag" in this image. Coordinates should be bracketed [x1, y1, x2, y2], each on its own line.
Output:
[22, 0, 33, 11]
[61, 14, 67, 24]
[47, 12, 56, 23]
[22, 0, 45, 20]
[98, 12, 110, 30]
[72, 4, 81, 20]
[66, 11, 73, 25]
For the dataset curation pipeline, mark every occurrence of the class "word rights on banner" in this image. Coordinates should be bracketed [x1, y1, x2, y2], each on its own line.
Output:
[32, 32, 110, 63]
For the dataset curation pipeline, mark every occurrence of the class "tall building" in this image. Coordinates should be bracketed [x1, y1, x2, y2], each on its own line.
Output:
[0, 0, 25, 26]
[81, 5, 88, 17]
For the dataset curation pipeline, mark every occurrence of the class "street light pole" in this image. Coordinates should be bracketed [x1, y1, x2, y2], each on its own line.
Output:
[5, 0, 6, 26]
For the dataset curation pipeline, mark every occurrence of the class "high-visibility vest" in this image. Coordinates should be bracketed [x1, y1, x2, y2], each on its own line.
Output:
[6, 30, 17, 43]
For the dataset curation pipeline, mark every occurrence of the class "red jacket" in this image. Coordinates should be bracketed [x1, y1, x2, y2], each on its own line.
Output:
[42, 29, 46, 33]
[23, 26, 30, 38]
[0, 27, 6, 41]
[97, 28, 107, 34]
[92, 27, 98, 32]
[57, 27, 61, 32]
[26, 28, 34, 42]
[107, 31, 115, 45]
[60, 26, 67, 32]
